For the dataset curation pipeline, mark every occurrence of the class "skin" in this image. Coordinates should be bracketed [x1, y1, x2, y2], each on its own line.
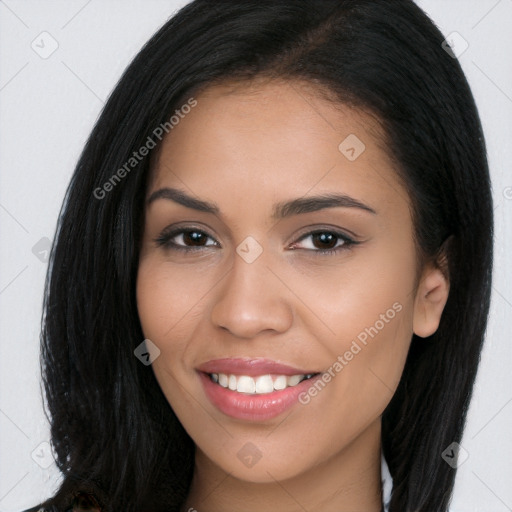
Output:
[136, 78, 450, 512]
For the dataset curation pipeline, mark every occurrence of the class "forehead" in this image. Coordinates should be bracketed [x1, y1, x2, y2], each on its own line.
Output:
[148, 79, 410, 218]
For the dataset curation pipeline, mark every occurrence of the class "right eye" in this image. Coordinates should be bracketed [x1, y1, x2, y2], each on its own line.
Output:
[154, 227, 220, 252]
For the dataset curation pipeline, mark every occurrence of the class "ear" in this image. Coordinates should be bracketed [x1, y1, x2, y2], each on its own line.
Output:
[412, 257, 450, 338]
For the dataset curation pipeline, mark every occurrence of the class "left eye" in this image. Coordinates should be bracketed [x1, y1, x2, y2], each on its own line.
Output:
[290, 230, 356, 253]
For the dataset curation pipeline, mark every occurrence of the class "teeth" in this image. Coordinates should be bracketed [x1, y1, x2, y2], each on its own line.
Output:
[218, 373, 228, 387]
[287, 375, 302, 386]
[255, 375, 273, 393]
[273, 375, 287, 390]
[209, 372, 315, 394]
[237, 376, 256, 393]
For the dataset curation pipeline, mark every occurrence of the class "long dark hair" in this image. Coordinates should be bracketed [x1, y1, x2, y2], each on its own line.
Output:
[35, 1, 493, 511]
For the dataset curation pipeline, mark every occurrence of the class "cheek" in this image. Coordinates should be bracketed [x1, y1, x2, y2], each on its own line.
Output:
[288, 242, 416, 416]
[286, 290, 413, 460]
[288, 242, 416, 344]
[136, 257, 213, 344]
[136, 259, 205, 407]
[136, 259, 199, 401]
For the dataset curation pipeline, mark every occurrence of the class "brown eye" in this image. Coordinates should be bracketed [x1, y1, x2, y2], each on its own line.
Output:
[290, 230, 358, 255]
[311, 232, 339, 250]
[154, 227, 219, 250]
[181, 230, 210, 246]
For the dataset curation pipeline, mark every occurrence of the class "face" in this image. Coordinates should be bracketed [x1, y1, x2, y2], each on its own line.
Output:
[136, 79, 446, 485]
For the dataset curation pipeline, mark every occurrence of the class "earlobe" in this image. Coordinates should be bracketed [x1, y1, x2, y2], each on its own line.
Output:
[413, 264, 450, 338]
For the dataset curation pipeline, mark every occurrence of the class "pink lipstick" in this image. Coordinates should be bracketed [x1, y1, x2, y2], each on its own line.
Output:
[197, 358, 322, 421]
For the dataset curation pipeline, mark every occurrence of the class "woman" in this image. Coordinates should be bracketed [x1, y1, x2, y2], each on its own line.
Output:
[25, 0, 493, 511]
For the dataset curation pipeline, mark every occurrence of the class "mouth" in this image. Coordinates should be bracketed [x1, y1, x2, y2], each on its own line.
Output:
[196, 358, 324, 421]
[206, 372, 320, 394]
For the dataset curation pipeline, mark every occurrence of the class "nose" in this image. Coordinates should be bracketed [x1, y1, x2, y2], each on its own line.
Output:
[210, 249, 294, 339]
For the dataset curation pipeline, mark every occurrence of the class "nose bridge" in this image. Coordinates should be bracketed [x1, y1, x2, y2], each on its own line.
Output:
[209, 242, 293, 338]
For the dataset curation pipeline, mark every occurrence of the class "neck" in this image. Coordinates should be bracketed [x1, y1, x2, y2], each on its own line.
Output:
[181, 420, 383, 512]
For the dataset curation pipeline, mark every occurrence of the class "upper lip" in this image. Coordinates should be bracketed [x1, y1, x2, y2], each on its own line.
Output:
[197, 358, 319, 377]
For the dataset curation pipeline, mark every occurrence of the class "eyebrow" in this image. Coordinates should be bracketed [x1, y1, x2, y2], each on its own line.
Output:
[146, 187, 377, 218]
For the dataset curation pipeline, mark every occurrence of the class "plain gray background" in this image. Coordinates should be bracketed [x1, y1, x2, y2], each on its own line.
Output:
[0, 1, 511, 510]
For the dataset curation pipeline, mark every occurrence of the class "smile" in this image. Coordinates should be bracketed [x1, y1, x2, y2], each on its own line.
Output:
[209, 372, 318, 394]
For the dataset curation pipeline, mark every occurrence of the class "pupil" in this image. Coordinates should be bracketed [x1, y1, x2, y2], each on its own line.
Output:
[185, 231, 206, 246]
[313, 232, 337, 249]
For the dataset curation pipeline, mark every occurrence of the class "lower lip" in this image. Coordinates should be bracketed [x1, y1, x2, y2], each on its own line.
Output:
[198, 371, 322, 421]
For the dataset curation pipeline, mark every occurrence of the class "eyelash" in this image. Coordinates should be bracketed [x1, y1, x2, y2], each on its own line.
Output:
[153, 226, 360, 256]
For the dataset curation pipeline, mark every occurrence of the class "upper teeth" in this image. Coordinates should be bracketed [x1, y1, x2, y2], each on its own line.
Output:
[210, 373, 315, 394]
